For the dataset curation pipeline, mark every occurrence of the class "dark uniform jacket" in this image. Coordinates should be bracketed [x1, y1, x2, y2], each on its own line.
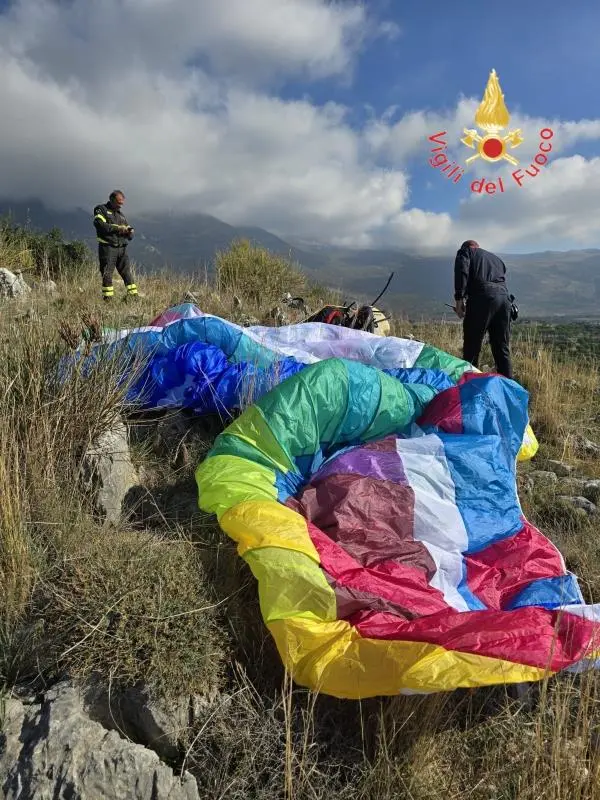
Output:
[454, 246, 507, 301]
[93, 203, 133, 247]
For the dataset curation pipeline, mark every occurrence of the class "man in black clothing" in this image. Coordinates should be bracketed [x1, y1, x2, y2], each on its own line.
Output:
[93, 190, 138, 301]
[452, 240, 513, 379]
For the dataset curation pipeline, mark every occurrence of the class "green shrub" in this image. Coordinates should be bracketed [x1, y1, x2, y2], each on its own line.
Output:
[0, 217, 92, 280]
[215, 238, 306, 306]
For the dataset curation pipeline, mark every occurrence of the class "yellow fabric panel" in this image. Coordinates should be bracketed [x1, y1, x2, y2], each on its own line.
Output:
[94, 213, 107, 223]
[195, 455, 277, 520]
[518, 423, 539, 461]
[224, 405, 296, 473]
[244, 547, 337, 623]
[221, 500, 320, 562]
[268, 617, 550, 699]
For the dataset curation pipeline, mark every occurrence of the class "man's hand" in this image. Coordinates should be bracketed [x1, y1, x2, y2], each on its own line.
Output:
[454, 298, 466, 319]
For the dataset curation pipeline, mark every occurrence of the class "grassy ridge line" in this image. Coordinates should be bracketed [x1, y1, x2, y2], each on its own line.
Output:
[2, 233, 600, 797]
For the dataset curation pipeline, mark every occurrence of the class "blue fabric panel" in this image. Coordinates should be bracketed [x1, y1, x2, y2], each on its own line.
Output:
[506, 574, 584, 610]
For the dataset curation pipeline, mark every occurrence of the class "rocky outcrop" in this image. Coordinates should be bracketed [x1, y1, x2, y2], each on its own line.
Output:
[36, 278, 59, 295]
[556, 477, 589, 495]
[583, 480, 600, 504]
[85, 682, 221, 767]
[0, 682, 200, 800]
[557, 495, 598, 517]
[81, 419, 139, 525]
[528, 470, 559, 488]
[574, 436, 600, 457]
[0, 268, 31, 298]
[85, 684, 190, 764]
[543, 459, 573, 477]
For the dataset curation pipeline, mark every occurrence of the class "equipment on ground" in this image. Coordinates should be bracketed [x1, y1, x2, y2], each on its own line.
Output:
[303, 272, 394, 336]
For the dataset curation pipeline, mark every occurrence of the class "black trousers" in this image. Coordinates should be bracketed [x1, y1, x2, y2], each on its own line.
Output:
[98, 244, 133, 288]
[462, 290, 513, 379]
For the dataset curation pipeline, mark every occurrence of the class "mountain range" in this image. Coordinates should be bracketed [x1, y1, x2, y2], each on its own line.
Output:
[1, 198, 599, 320]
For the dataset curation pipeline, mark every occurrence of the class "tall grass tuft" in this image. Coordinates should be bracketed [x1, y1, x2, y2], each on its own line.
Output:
[215, 238, 307, 306]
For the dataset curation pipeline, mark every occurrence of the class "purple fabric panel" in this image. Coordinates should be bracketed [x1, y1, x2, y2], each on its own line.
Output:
[315, 437, 408, 486]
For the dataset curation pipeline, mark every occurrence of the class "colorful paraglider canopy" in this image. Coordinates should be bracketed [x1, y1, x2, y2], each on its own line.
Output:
[196, 358, 600, 699]
[61, 304, 537, 461]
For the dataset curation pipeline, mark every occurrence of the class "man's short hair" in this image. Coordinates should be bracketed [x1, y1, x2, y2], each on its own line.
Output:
[109, 190, 125, 202]
[460, 240, 479, 249]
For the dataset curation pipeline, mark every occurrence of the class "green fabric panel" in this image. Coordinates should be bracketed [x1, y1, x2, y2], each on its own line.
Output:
[362, 373, 436, 441]
[335, 360, 383, 444]
[208, 435, 284, 474]
[255, 359, 350, 458]
[244, 547, 338, 623]
[415, 344, 471, 381]
[206, 359, 439, 474]
[232, 333, 279, 366]
[217, 404, 295, 474]
[195, 454, 277, 519]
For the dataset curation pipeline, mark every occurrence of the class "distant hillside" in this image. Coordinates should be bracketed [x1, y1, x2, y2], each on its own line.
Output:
[2, 198, 600, 319]
[294, 243, 600, 319]
[0, 198, 321, 271]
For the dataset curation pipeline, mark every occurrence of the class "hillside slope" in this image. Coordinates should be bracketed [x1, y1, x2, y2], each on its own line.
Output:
[2, 226, 600, 797]
[1, 198, 600, 318]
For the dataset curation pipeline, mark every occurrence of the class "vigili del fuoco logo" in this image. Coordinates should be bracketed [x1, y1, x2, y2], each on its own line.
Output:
[428, 69, 555, 195]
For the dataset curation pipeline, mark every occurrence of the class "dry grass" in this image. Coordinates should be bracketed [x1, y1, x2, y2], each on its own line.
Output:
[215, 238, 307, 307]
[0, 271, 227, 699]
[3, 238, 600, 798]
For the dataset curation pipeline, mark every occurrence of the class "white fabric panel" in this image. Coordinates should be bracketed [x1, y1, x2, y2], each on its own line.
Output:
[560, 604, 600, 622]
[99, 311, 426, 370]
[244, 322, 425, 369]
[395, 434, 470, 612]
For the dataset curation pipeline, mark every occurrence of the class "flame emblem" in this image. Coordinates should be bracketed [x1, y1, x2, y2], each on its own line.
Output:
[461, 69, 523, 165]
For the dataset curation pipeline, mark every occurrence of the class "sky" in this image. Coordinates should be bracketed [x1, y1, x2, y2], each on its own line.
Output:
[0, 0, 599, 254]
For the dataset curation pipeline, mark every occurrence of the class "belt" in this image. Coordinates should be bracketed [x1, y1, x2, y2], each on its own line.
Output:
[98, 239, 127, 247]
[469, 281, 507, 293]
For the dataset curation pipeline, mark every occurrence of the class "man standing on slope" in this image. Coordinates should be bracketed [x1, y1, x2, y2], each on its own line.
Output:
[452, 240, 513, 379]
[93, 190, 138, 301]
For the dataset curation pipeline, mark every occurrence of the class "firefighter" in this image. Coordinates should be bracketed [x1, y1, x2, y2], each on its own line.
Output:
[452, 240, 513, 379]
[93, 190, 138, 301]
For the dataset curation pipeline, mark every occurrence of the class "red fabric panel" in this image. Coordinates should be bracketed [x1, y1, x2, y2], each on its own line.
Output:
[148, 311, 181, 327]
[416, 373, 500, 433]
[325, 578, 418, 621]
[307, 522, 448, 618]
[457, 371, 498, 385]
[417, 386, 463, 434]
[464, 520, 566, 610]
[351, 606, 599, 672]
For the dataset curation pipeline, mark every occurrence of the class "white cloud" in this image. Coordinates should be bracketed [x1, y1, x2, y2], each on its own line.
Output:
[362, 98, 600, 253]
[451, 155, 600, 251]
[366, 100, 600, 169]
[377, 20, 402, 41]
[0, 0, 414, 246]
[0, 0, 367, 85]
[0, 0, 599, 254]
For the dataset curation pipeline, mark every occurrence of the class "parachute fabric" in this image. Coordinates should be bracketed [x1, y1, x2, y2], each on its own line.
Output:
[196, 360, 600, 699]
[66, 304, 537, 461]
